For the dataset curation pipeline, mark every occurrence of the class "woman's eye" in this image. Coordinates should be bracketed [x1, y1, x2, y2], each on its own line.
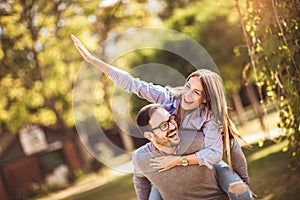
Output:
[194, 91, 201, 96]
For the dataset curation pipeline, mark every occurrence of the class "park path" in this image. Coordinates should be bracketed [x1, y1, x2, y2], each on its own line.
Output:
[35, 164, 133, 200]
[242, 127, 284, 145]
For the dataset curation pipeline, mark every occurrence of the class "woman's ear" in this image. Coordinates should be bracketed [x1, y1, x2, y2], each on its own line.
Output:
[144, 131, 154, 140]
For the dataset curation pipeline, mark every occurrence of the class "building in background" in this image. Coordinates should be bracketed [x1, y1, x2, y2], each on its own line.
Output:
[0, 125, 89, 200]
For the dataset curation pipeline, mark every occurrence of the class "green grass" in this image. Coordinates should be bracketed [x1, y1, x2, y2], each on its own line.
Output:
[60, 139, 300, 200]
[243, 139, 300, 200]
[62, 174, 137, 200]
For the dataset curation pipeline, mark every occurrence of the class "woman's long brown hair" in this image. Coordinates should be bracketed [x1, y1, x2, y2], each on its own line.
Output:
[184, 69, 246, 169]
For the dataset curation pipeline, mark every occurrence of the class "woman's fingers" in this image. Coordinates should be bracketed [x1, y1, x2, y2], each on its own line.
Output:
[159, 166, 172, 172]
[71, 34, 78, 43]
[150, 158, 161, 163]
[149, 163, 160, 167]
[149, 163, 163, 170]
[71, 34, 92, 61]
[150, 157, 179, 172]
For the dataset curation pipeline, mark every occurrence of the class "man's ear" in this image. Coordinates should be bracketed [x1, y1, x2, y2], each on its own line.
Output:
[144, 131, 154, 141]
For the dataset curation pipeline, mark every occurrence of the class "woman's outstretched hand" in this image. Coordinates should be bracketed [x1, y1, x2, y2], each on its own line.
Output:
[71, 34, 110, 73]
[150, 155, 181, 172]
[71, 34, 93, 62]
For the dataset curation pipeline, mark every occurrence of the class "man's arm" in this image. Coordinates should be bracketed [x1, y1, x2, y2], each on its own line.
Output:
[231, 139, 250, 185]
[133, 174, 152, 200]
[132, 149, 153, 200]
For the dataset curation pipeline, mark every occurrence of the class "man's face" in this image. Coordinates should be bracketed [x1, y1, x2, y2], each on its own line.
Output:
[147, 107, 180, 149]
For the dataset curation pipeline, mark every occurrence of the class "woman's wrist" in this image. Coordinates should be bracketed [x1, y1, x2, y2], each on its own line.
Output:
[88, 55, 110, 73]
[177, 156, 183, 166]
[87, 54, 96, 64]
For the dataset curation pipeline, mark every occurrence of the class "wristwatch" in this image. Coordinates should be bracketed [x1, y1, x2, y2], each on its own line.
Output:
[181, 155, 189, 166]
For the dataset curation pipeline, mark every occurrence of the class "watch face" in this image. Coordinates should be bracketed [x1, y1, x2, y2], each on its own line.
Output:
[182, 156, 188, 166]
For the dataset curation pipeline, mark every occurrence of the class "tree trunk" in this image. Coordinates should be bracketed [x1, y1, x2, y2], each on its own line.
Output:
[103, 82, 135, 152]
[245, 83, 266, 132]
[118, 129, 135, 152]
[231, 90, 247, 126]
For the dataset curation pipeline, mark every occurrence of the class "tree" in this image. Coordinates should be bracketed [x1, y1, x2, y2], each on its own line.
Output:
[0, 0, 79, 134]
[0, 0, 167, 152]
[236, 0, 300, 168]
[126, 0, 251, 124]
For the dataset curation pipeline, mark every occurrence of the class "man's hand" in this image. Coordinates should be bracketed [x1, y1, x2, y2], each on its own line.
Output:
[150, 155, 181, 172]
[250, 189, 258, 198]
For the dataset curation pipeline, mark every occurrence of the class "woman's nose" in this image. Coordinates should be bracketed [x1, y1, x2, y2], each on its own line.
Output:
[186, 89, 193, 97]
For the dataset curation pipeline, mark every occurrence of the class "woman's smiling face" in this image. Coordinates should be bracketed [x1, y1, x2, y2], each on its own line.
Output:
[181, 76, 205, 111]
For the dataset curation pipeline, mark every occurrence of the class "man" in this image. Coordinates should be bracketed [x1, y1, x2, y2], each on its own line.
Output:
[132, 103, 228, 200]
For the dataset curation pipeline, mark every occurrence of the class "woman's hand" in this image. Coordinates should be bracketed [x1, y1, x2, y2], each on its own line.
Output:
[71, 34, 93, 62]
[71, 34, 110, 73]
[150, 155, 181, 172]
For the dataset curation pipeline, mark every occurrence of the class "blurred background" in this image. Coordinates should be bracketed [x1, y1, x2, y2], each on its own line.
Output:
[0, 0, 299, 199]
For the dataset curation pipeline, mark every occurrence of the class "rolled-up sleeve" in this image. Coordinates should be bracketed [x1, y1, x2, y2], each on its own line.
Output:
[108, 67, 176, 110]
[195, 120, 223, 169]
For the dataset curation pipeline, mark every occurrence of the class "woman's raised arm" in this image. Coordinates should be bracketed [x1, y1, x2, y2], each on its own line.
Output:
[71, 34, 176, 107]
[71, 34, 110, 75]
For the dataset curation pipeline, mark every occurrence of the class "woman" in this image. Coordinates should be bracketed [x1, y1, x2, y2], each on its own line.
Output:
[150, 69, 255, 200]
[71, 34, 256, 199]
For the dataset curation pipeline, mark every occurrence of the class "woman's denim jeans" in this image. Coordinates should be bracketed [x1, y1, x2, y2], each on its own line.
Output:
[215, 161, 255, 200]
[149, 185, 163, 200]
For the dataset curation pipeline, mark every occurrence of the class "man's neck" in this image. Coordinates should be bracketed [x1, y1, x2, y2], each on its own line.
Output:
[152, 143, 179, 155]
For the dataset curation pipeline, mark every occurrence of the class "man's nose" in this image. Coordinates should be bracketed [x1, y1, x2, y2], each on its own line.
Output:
[168, 121, 176, 129]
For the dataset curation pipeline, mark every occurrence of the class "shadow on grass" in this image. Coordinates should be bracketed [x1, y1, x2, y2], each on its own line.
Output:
[243, 139, 300, 200]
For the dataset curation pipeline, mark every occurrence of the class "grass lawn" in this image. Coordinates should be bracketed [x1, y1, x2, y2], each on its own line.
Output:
[243, 139, 300, 200]
[58, 139, 300, 200]
[62, 174, 137, 200]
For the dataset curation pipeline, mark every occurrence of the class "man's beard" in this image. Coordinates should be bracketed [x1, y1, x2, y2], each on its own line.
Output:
[154, 128, 180, 150]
